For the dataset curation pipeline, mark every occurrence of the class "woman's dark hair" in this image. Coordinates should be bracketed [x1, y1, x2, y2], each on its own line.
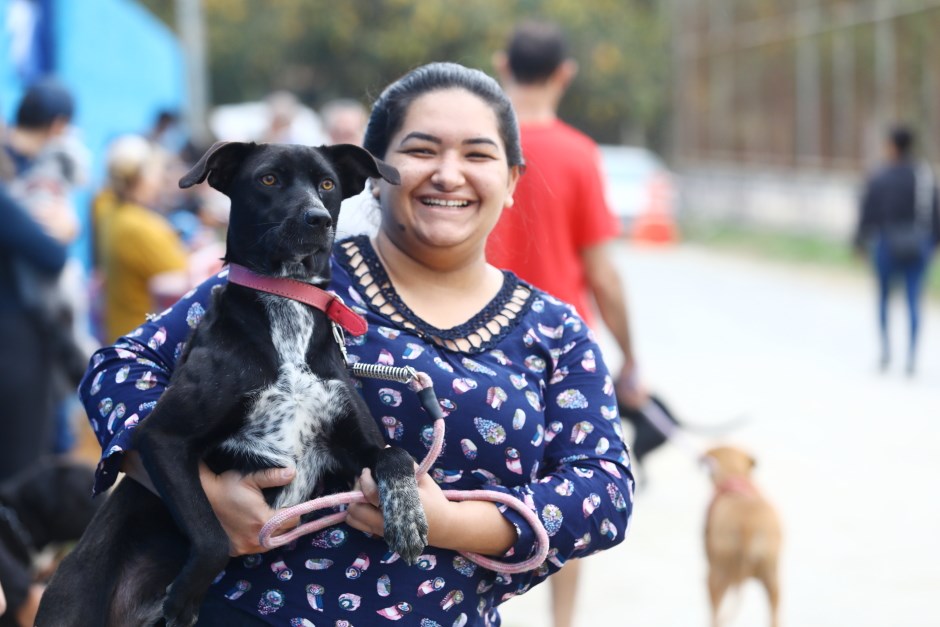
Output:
[363, 62, 524, 169]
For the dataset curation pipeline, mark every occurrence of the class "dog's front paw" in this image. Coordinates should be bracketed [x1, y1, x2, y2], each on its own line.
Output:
[379, 476, 429, 565]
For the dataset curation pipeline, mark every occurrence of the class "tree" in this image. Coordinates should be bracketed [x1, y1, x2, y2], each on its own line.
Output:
[140, 0, 670, 148]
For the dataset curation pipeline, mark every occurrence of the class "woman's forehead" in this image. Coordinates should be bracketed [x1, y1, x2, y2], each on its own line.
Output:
[397, 88, 502, 144]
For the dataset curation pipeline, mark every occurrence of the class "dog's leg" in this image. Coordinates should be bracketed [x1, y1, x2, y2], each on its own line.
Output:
[373, 446, 429, 565]
[707, 568, 731, 627]
[132, 377, 245, 627]
[331, 395, 429, 565]
[36, 479, 184, 627]
[759, 562, 781, 627]
[134, 424, 231, 627]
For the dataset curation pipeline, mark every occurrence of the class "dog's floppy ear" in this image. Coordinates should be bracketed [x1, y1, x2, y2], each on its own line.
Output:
[321, 144, 401, 200]
[180, 141, 256, 191]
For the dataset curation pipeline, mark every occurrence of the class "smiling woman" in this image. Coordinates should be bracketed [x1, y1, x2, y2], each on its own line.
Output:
[74, 62, 633, 626]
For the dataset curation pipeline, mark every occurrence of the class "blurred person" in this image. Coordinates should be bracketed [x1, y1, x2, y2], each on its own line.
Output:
[488, 20, 646, 627]
[321, 97, 368, 145]
[0, 184, 67, 483]
[2, 79, 93, 456]
[73, 61, 633, 625]
[95, 135, 189, 343]
[854, 125, 940, 375]
[258, 90, 323, 146]
[320, 98, 379, 238]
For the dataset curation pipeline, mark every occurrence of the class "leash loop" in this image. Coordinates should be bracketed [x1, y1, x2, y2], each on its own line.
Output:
[258, 368, 550, 574]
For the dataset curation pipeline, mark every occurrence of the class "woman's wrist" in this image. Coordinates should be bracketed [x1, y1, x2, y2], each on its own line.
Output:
[428, 500, 516, 556]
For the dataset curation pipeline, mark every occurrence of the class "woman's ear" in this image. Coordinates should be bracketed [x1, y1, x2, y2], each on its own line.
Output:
[504, 165, 522, 208]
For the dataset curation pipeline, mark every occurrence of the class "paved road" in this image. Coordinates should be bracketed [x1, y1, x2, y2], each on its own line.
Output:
[499, 242, 940, 627]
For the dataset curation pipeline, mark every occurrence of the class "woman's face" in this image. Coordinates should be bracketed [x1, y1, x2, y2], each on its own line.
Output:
[376, 88, 520, 261]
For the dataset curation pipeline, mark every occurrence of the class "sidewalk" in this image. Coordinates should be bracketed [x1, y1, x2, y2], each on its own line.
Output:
[499, 243, 940, 627]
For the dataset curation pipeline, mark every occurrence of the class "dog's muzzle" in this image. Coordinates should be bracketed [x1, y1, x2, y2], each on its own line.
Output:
[304, 207, 332, 229]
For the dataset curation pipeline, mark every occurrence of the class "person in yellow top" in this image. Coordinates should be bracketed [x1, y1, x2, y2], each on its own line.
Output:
[97, 135, 189, 342]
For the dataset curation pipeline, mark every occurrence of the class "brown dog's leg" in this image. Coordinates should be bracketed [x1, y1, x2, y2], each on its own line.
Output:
[707, 568, 730, 627]
[759, 563, 780, 627]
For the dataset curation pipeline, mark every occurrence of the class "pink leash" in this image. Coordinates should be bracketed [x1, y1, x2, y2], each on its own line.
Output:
[258, 366, 550, 575]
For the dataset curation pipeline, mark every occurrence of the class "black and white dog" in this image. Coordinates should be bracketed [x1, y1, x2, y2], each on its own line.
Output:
[36, 142, 427, 627]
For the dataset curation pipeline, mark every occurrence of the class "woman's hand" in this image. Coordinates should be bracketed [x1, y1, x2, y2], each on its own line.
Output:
[198, 463, 300, 556]
[346, 466, 515, 556]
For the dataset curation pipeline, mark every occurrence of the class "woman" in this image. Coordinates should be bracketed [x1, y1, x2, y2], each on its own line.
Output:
[80, 62, 633, 625]
[95, 135, 190, 343]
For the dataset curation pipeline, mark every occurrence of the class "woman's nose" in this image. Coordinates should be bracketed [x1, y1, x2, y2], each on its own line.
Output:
[430, 153, 464, 189]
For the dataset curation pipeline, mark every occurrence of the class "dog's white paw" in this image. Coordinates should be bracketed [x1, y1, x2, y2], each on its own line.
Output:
[379, 475, 429, 565]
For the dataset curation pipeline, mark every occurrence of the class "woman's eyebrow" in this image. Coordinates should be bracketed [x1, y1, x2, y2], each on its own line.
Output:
[463, 137, 499, 148]
[399, 131, 441, 145]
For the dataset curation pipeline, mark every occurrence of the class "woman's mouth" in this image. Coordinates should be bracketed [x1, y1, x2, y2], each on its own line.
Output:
[420, 197, 472, 208]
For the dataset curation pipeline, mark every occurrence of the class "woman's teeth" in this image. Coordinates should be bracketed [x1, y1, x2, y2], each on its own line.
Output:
[422, 198, 470, 207]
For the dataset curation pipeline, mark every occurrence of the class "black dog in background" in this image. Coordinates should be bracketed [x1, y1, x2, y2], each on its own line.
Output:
[0, 458, 99, 627]
[36, 142, 423, 627]
[619, 394, 681, 472]
[619, 394, 747, 480]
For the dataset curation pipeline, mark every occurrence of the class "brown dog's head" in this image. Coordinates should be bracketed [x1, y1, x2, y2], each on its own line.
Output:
[180, 141, 399, 280]
[702, 445, 756, 488]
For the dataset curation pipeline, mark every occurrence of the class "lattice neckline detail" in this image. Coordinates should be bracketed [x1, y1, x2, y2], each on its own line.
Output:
[336, 236, 534, 354]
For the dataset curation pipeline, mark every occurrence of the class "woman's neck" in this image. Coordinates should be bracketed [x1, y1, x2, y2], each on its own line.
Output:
[371, 232, 504, 329]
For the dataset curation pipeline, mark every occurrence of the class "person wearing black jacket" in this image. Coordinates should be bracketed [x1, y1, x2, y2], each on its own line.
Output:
[0, 185, 67, 481]
[855, 125, 940, 375]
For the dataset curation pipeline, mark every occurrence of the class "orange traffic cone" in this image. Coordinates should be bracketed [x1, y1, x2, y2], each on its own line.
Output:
[631, 174, 679, 245]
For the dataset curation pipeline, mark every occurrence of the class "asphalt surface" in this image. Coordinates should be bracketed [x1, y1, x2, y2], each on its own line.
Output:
[498, 242, 940, 627]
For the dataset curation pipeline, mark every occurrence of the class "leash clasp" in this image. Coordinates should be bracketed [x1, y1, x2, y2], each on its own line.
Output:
[331, 322, 350, 365]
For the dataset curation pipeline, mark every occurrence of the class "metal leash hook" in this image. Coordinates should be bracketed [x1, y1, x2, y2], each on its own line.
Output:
[258, 356, 550, 574]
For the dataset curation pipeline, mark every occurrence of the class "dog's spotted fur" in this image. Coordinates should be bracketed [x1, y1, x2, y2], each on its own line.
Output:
[36, 142, 422, 627]
[219, 294, 350, 509]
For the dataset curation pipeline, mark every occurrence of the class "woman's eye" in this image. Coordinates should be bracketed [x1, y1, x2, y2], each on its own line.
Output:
[319, 179, 335, 191]
[260, 174, 278, 186]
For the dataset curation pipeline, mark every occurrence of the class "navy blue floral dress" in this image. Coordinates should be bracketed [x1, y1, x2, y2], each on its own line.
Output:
[79, 236, 634, 626]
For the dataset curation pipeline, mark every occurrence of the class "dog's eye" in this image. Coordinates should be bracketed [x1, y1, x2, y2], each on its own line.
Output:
[260, 174, 278, 186]
[319, 179, 335, 192]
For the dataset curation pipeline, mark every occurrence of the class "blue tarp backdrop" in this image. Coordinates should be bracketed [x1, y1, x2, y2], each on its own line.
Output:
[1, 0, 186, 268]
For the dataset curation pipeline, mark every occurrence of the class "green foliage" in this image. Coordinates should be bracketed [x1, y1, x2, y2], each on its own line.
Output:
[138, 0, 669, 146]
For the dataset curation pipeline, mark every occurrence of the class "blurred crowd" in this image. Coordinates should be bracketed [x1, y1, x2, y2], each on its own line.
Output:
[0, 76, 368, 627]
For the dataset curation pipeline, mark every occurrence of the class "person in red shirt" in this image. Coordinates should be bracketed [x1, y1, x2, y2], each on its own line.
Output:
[489, 20, 647, 627]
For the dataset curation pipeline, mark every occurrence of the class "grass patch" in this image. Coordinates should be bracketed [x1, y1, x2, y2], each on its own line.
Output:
[680, 219, 940, 300]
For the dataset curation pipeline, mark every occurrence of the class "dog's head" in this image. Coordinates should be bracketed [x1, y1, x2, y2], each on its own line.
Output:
[180, 142, 399, 280]
[701, 445, 756, 487]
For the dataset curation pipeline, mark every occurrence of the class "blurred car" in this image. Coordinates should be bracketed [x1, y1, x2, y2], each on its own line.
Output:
[599, 145, 678, 237]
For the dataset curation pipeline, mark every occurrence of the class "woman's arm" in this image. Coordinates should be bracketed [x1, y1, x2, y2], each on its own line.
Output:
[348, 305, 633, 587]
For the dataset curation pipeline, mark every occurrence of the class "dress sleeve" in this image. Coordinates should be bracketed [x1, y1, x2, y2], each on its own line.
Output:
[485, 310, 634, 602]
[78, 271, 226, 495]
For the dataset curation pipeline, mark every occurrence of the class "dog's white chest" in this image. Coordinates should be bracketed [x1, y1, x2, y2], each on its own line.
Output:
[219, 297, 347, 508]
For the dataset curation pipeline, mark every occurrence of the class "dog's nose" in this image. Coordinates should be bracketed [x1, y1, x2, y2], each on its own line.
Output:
[304, 207, 332, 229]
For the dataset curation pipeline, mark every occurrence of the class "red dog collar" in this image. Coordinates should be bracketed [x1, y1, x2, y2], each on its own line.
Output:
[227, 263, 367, 336]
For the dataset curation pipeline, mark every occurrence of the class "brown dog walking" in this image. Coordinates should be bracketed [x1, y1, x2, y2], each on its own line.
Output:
[703, 445, 782, 627]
